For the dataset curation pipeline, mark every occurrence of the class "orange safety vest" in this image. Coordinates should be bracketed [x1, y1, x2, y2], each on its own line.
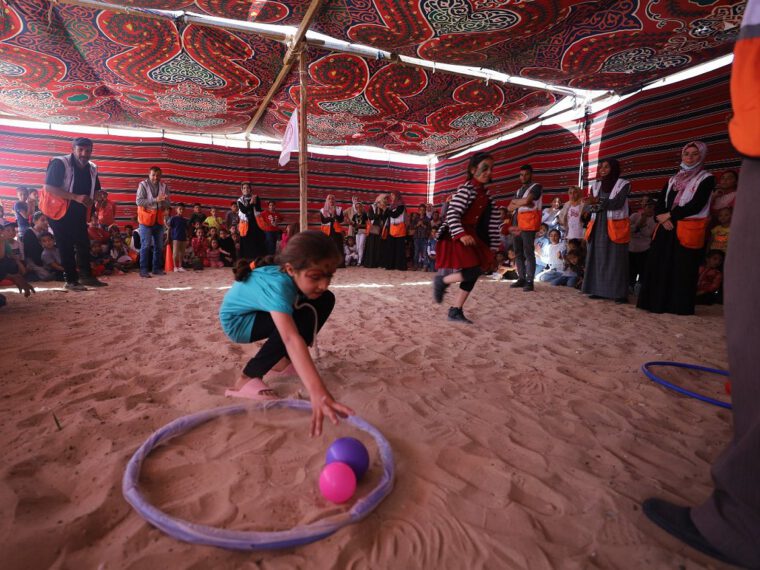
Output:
[39, 154, 98, 220]
[516, 183, 541, 231]
[136, 180, 168, 227]
[729, 1, 760, 157]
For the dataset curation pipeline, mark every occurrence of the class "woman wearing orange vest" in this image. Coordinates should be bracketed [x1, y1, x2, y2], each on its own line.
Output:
[637, 142, 714, 315]
[642, 6, 760, 566]
[582, 158, 631, 303]
[383, 190, 407, 271]
[320, 194, 345, 267]
[136, 166, 170, 278]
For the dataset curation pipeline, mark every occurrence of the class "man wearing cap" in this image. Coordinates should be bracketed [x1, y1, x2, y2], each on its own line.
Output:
[42, 137, 107, 291]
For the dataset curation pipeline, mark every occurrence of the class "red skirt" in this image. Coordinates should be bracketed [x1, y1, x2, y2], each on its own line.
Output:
[436, 234, 493, 271]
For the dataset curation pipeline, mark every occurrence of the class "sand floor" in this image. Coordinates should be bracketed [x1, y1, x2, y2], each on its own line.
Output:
[0, 268, 733, 569]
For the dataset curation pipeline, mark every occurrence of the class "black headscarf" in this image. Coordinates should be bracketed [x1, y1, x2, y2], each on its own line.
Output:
[599, 158, 621, 195]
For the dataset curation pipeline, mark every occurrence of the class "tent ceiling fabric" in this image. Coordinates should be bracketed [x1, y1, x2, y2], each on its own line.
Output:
[312, 0, 745, 90]
[0, 1, 744, 155]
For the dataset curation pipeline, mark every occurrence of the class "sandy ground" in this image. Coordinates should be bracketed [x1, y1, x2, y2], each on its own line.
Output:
[0, 268, 734, 569]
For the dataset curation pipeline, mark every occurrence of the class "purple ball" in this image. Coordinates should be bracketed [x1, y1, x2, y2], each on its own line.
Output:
[325, 437, 370, 480]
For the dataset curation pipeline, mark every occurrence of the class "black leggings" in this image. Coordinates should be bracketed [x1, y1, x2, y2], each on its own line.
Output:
[243, 291, 335, 378]
[459, 266, 482, 292]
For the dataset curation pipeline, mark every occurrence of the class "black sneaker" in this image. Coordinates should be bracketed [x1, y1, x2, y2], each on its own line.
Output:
[447, 307, 473, 324]
[523, 281, 534, 292]
[509, 279, 526, 288]
[140, 273, 152, 278]
[64, 282, 88, 292]
[642, 499, 740, 566]
[433, 275, 449, 304]
[80, 276, 108, 287]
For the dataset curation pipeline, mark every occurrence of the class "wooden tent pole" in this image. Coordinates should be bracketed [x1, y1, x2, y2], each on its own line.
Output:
[298, 52, 309, 232]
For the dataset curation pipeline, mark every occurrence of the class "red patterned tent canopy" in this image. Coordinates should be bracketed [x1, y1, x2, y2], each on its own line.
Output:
[0, 0, 744, 155]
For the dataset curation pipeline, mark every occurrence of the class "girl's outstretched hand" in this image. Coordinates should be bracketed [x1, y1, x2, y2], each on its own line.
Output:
[310, 390, 355, 437]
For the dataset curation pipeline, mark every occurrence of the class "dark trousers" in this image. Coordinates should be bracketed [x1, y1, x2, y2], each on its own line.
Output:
[264, 231, 279, 255]
[628, 250, 649, 286]
[243, 291, 335, 378]
[48, 206, 91, 284]
[692, 158, 760, 567]
[514, 230, 536, 282]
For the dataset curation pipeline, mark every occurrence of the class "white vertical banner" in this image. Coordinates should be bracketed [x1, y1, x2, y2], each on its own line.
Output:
[279, 108, 299, 166]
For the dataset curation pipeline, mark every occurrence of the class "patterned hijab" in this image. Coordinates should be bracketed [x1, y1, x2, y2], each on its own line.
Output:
[672, 141, 708, 202]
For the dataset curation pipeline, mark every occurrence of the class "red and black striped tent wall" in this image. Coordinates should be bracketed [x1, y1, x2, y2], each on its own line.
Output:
[0, 131, 431, 227]
[436, 66, 740, 210]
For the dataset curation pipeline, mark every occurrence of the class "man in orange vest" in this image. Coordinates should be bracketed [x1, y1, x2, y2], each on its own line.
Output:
[643, 3, 760, 566]
[42, 137, 108, 291]
[136, 166, 170, 278]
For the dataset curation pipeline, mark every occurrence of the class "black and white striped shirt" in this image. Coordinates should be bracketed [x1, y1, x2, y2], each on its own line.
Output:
[437, 181, 501, 250]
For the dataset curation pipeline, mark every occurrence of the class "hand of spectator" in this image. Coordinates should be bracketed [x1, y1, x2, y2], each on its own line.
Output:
[655, 213, 671, 224]
[662, 220, 674, 231]
[460, 234, 476, 247]
[77, 194, 93, 208]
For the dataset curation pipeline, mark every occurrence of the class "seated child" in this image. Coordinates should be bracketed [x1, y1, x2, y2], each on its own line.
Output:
[110, 236, 134, 273]
[191, 227, 208, 268]
[89, 241, 112, 276]
[39, 232, 65, 280]
[204, 207, 223, 230]
[88, 215, 111, 246]
[425, 228, 437, 272]
[343, 236, 359, 266]
[497, 247, 518, 280]
[537, 229, 565, 282]
[709, 208, 731, 253]
[696, 250, 724, 305]
[218, 228, 236, 266]
[534, 223, 551, 273]
[207, 238, 225, 268]
[550, 249, 583, 288]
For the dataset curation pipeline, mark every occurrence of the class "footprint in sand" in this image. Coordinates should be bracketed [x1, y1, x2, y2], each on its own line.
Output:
[18, 349, 59, 362]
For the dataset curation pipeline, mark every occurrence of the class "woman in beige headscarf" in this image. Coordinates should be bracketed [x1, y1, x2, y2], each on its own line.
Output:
[362, 193, 388, 268]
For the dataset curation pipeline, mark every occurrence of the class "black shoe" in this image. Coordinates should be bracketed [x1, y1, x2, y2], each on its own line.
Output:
[642, 499, 740, 566]
[140, 272, 152, 278]
[64, 282, 88, 292]
[151, 270, 166, 276]
[509, 279, 526, 288]
[0, 293, 6, 308]
[447, 306, 473, 324]
[588, 294, 602, 299]
[80, 276, 108, 287]
[615, 297, 627, 304]
[433, 275, 449, 304]
[523, 281, 534, 292]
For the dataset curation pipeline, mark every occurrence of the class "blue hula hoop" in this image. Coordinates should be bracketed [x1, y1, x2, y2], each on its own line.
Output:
[641, 361, 731, 410]
[122, 399, 395, 550]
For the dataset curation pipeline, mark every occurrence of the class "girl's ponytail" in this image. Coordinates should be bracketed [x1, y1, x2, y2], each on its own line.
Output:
[233, 259, 253, 281]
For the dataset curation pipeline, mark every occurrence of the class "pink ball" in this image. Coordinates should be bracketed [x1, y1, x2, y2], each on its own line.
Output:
[319, 461, 357, 504]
